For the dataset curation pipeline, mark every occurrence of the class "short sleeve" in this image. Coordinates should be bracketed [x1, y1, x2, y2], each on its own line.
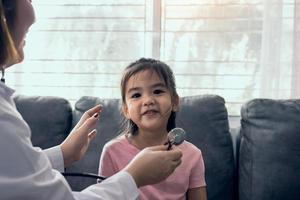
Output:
[98, 143, 118, 177]
[189, 149, 206, 188]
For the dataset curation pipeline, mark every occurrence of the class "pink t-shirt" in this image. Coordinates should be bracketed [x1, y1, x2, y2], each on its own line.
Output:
[98, 135, 206, 200]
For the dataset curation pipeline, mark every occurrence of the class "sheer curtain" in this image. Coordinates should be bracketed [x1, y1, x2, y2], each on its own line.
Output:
[260, 0, 300, 99]
[6, 0, 300, 115]
[291, 0, 300, 97]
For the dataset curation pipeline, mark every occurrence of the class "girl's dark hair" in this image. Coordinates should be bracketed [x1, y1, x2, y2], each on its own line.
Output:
[0, 0, 19, 66]
[120, 58, 179, 136]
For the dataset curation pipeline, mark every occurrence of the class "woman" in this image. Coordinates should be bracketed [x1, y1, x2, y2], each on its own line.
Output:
[0, 0, 182, 199]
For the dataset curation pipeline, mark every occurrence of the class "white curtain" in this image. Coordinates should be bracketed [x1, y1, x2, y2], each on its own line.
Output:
[291, 0, 300, 97]
[260, 0, 300, 98]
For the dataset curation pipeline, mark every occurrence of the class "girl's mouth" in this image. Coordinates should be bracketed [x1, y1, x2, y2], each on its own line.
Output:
[143, 110, 158, 116]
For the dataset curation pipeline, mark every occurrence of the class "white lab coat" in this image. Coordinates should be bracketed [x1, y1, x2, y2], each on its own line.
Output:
[0, 82, 138, 200]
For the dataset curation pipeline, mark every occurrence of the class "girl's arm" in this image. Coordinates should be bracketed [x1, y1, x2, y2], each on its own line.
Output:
[187, 187, 207, 200]
[98, 145, 118, 177]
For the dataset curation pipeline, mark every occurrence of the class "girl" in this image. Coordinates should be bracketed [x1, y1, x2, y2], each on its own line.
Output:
[99, 58, 207, 200]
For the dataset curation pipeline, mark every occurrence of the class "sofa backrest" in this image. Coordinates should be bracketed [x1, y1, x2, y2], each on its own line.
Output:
[239, 99, 300, 200]
[68, 95, 235, 200]
[177, 95, 235, 200]
[14, 95, 72, 149]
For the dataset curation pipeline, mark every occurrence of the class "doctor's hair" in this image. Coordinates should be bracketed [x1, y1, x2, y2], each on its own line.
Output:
[0, 0, 19, 66]
[120, 57, 179, 136]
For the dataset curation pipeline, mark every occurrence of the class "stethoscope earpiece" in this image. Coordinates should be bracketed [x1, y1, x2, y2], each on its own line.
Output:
[1, 67, 5, 83]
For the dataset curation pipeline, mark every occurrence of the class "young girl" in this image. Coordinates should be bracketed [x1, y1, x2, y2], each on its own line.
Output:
[98, 58, 207, 200]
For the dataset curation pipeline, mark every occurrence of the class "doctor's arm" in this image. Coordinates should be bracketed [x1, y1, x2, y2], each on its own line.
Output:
[0, 121, 182, 200]
[1, 118, 140, 200]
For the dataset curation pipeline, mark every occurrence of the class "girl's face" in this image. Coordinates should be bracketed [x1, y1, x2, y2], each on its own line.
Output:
[9, 0, 35, 65]
[123, 69, 178, 133]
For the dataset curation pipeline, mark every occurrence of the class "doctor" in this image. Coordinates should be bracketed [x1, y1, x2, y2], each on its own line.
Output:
[0, 0, 182, 199]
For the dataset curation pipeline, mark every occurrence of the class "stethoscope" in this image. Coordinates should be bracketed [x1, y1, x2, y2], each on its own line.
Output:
[1, 67, 5, 83]
[62, 128, 186, 182]
[61, 172, 107, 181]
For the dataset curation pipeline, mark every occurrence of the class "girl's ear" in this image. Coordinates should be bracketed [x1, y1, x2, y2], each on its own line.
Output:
[122, 104, 130, 119]
[172, 95, 180, 112]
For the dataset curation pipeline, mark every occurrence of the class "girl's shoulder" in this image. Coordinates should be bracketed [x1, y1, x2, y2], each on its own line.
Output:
[180, 141, 205, 166]
[180, 140, 203, 155]
[104, 135, 127, 148]
[104, 135, 138, 153]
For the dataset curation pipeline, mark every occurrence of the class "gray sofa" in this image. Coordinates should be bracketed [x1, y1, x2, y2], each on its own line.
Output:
[14, 95, 300, 200]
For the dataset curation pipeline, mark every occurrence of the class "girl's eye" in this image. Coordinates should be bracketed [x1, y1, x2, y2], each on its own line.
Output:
[131, 93, 141, 98]
[153, 89, 165, 95]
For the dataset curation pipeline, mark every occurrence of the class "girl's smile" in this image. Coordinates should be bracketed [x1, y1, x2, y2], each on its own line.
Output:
[142, 109, 159, 116]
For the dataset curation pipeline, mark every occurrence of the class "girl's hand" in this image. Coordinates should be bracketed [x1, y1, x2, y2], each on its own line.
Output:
[60, 105, 102, 167]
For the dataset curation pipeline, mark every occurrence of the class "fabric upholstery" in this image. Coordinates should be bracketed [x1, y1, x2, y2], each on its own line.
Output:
[178, 95, 235, 200]
[14, 95, 72, 149]
[239, 99, 300, 200]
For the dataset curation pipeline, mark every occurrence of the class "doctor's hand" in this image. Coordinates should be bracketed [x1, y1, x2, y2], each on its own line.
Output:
[124, 145, 182, 188]
[61, 105, 102, 167]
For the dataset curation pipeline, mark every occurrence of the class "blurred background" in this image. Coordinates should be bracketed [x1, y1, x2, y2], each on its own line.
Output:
[6, 0, 300, 115]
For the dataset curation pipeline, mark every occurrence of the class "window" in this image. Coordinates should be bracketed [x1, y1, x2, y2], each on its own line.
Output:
[7, 0, 300, 115]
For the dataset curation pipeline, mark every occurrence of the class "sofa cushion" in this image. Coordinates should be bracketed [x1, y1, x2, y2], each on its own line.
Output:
[68, 95, 235, 200]
[14, 95, 72, 149]
[178, 95, 235, 200]
[239, 99, 300, 200]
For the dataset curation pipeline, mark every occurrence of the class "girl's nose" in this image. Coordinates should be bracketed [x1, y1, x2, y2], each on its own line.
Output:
[143, 95, 155, 106]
